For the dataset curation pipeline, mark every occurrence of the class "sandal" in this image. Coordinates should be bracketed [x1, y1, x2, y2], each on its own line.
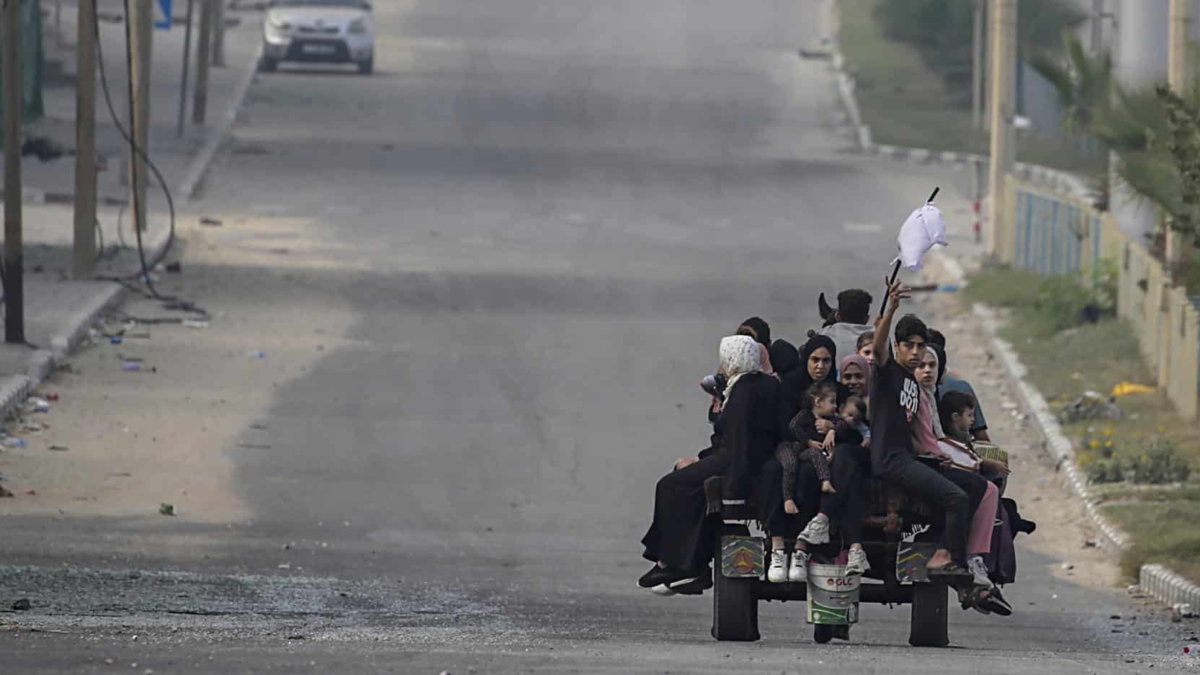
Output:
[965, 585, 1013, 617]
[927, 561, 974, 583]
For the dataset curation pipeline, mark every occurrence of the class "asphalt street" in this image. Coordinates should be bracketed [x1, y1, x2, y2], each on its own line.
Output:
[1, 1, 1198, 673]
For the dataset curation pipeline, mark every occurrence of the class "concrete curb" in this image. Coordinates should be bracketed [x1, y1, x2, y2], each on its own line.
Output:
[48, 283, 126, 359]
[0, 374, 35, 427]
[1141, 564, 1200, 615]
[930, 249, 1193, 614]
[177, 44, 264, 203]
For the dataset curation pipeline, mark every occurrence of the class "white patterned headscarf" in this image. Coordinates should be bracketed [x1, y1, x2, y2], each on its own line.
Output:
[719, 335, 763, 405]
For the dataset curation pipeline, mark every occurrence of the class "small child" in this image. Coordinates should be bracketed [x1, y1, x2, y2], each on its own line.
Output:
[840, 395, 870, 444]
[856, 331, 876, 365]
[939, 390, 1009, 480]
[778, 382, 858, 515]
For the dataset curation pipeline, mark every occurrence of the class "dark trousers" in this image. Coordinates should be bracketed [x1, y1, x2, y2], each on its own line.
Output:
[820, 444, 868, 545]
[884, 458, 970, 566]
[641, 454, 729, 572]
[760, 444, 866, 546]
[759, 457, 821, 540]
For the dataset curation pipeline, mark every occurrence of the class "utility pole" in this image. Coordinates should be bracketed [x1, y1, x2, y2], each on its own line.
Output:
[1092, 0, 1104, 54]
[212, 0, 226, 67]
[1167, 0, 1191, 272]
[128, 0, 153, 233]
[972, 0, 985, 130]
[3, 0, 26, 343]
[987, 0, 1017, 258]
[177, 0, 195, 138]
[193, 0, 213, 125]
[74, 0, 98, 278]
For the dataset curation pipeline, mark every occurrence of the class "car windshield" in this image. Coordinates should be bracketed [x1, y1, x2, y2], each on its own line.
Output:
[275, 0, 366, 8]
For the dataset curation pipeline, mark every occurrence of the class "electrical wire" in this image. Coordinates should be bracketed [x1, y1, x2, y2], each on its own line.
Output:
[93, 0, 178, 297]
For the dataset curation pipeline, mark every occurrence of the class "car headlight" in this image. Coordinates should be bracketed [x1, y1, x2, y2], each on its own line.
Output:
[268, 19, 292, 33]
[348, 17, 368, 34]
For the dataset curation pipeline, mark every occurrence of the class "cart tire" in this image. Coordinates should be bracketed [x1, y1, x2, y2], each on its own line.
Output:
[711, 523, 759, 642]
[813, 624, 835, 644]
[909, 582, 950, 647]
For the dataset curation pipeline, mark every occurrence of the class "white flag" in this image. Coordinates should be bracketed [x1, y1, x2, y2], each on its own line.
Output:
[896, 202, 947, 271]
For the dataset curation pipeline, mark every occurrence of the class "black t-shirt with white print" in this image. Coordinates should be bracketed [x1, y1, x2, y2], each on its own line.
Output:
[869, 357, 920, 477]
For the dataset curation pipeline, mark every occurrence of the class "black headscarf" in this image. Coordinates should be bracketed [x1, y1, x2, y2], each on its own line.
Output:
[769, 339, 800, 378]
[779, 334, 847, 440]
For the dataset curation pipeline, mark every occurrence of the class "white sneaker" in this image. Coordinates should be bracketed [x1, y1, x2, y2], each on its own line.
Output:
[845, 546, 870, 576]
[968, 556, 994, 588]
[789, 549, 810, 583]
[767, 549, 789, 583]
[799, 514, 831, 545]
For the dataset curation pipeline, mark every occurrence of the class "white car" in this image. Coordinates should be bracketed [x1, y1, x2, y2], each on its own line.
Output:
[260, 0, 375, 74]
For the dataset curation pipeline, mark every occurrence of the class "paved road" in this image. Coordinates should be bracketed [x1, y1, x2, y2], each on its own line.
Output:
[1, 1, 1197, 672]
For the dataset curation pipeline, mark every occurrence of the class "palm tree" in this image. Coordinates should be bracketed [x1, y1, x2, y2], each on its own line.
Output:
[1028, 35, 1114, 208]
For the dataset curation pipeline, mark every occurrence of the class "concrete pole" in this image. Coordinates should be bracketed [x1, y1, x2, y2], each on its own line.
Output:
[987, 0, 1017, 258]
[213, 0, 226, 67]
[973, 0, 986, 130]
[177, 0, 195, 138]
[74, 0, 98, 278]
[128, 0, 153, 233]
[3, 0, 25, 343]
[194, 0, 213, 124]
[1168, 0, 1191, 271]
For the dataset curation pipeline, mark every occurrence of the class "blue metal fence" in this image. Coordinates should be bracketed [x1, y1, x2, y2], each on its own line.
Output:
[1012, 188, 1103, 276]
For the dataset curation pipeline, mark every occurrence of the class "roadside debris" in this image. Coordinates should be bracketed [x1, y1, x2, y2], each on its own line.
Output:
[199, 217, 223, 227]
[122, 362, 142, 372]
[27, 398, 50, 413]
[1059, 391, 1123, 424]
[11, 599, 30, 611]
[45, 393, 59, 402]
[5, 438, 27, 448]
[48, 445, 69, 452]
[166, 261, 183, 274]
[0, 486, 12, 498]
[182, 319, 210, 329]
[1112, 382, 1154, 397]
[250, 351, 267, 359]
[159, 503, 176, 517]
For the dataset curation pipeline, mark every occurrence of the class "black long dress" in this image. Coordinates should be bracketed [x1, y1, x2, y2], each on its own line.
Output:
[641, 372, 781, 572]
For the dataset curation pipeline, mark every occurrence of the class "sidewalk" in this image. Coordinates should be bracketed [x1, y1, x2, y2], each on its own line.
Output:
[0, 1, 264, 419]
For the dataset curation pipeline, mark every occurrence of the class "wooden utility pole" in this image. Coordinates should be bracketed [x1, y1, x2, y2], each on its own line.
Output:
[177, 0, 195, 138]
[987, 0, 1016, 258]
[74, 0, 99, 277]
[1167, 0, 1190, 271]
[127, 0, 153, 233]
[193, 0, 213, 124]
[212, 0, 226, 67]
[3, 0, 26, 343]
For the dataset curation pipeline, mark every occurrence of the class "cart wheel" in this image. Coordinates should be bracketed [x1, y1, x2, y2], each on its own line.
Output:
[909, 582, 950, 647]
[814, 624, 835, 644]
[711, 523, 759, 642]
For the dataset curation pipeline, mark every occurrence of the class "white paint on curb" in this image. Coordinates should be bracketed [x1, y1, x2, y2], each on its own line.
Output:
[0, 374, 34, 426]
[48, 284, 127, 359]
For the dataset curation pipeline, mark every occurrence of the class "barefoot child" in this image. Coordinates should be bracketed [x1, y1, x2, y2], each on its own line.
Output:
[777, 381, 848, 514]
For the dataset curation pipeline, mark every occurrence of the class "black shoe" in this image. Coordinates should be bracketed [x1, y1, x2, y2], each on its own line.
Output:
[672, 570, 714, 595]
[638, 564, 677, 589]
[639, 564, 698, 592]
[832, 624, 851, 641]
[980, 586, 1014, 616]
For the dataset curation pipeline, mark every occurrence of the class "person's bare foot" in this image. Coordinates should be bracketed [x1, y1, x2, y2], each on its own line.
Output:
[821, 480, 836, 494]
[926, 549, 952, 570]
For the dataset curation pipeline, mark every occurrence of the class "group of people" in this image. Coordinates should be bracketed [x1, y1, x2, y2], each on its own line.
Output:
[638, 280, 1021, 616]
